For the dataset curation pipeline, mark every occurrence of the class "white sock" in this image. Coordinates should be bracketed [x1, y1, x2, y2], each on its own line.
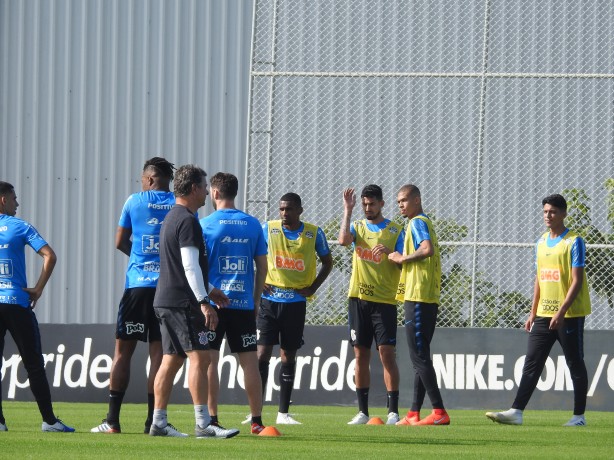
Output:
[153, 409, 167, 428]
[194, 405, 211, 428]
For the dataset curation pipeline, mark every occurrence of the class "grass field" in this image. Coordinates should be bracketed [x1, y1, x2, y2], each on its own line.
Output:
[1, 402, 612, 459]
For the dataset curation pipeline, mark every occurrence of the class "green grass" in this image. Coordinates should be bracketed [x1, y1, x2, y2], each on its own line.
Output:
[1, 402, 612, 459]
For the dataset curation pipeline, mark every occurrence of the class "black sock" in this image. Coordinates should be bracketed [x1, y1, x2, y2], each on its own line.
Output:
[259, 360, 270, 397]
[107, 390, 125, 424]
[279, 362, 296, 413]
[356, 388, 369, 416]
[210, 415, 218, 424]
[387, 391, 399, 414]
[146, 393, 154, 424]
[36, 399, 57, 425]
[252, 415, 263, 426]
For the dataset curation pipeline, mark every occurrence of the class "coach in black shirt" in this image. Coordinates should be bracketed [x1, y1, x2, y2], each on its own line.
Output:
[149, 165, 238, 439]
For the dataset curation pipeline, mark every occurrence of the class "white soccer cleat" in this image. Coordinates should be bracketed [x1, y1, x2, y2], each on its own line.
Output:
[276, 412, 302, 425]
[347, 411, 369, 425]
[42, 419, 75, 432]
[485, 409, 523, 425]
[149, 422, 188, 437]
[240, 414, 252, 425]
[386, 412, 400, 425]
[195, 422, 240, 438]
[563, 415, 586, 426]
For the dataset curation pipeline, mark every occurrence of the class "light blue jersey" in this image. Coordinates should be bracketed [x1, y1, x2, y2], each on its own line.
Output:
[200, 209, 267, 310]
[409, 214, 432, 250]
[261, 222, 330, 303]
[0, 215, 48, 307]
[118, 190, 175, 288]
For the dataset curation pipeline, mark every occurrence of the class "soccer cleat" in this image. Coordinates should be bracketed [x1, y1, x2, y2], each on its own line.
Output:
[90, 419, 121, 434]
[149, 422, 189, 437]
[195, 422, 239, 439]
[42, 418, 75, 432]
[276, 412, 302, 425]
[347, 412, 369, 425]
[386, 412, 400, 425]
[563, 415, 586, 427]
[251, 422, 266, 435]
[0, 422, 7, 432]
[415, 409, 450, 426]
[241, 414, 252, 425]
[396, 411, 420, 426]
[485, 409, 522, 426]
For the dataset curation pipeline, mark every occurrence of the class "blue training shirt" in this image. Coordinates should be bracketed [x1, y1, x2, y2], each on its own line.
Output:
[409, 214, 432, 250]
[118, 190, 175, 288]
[261, 221, 330, 303]
[200, 209, 267, 310]
[0, 215, 49, 307]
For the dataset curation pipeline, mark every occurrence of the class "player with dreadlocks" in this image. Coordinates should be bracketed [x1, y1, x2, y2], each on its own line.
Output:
[92, 157, 176, 434]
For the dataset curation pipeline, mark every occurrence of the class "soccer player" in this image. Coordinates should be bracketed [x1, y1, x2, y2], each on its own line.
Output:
[0, 181, 74, 432]
[388, 184, 450, 426]
[149, 165, 238, 438]
[338, 186, 405, 425]
[200, 172, 268, 435]
[486, 194, 591, 427]
[256, 193, 333, 425]
[92, 157, 175, 434]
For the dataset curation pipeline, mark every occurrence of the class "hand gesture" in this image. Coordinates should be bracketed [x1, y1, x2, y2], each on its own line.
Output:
[342, 188, 356, 211]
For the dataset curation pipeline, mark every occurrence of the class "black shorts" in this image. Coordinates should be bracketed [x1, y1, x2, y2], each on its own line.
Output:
[348, 297, 397, 348]
[116, 287, 161, 342]
[154, 303, 210, 357]
[208, 308, 257, 353]
[257, 299, 305, 351]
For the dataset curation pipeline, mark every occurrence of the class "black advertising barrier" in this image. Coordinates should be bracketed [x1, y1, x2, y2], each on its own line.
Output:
[1, 325, 613, 411]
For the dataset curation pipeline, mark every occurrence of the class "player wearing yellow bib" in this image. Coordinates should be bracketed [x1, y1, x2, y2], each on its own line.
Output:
[486, 194, 591, 427]
[388, 184, 450, 426]
[257, 193, 333, 426]
[339, 185, 405, 425]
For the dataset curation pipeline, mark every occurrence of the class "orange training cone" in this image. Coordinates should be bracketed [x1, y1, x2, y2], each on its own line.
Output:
[258, 426, 282, 437]
[367, 417, 385, 425]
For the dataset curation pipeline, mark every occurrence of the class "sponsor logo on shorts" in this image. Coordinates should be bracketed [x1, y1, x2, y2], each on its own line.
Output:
[350, 329, 357, 342]
[206, 331, 216, 342]
[125, 322, 145, 334]
[198, 331, 209, 345]
[242, 333, 257, 347]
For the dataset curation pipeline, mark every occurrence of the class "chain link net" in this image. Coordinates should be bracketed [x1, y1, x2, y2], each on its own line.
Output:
[246, 0, 614, 329]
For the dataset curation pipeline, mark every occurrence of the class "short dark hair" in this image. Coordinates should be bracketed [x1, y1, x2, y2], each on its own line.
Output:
[360, 184, 383, 201]
[174, 165, 207, 197]
[398, 184, 421, 198]
[143, 157, 176, 180]
[542, 194, 567, 212]
[0, 181, 15, 196]
[210, 172, 238, 200]
[280, 192, 302, 207]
